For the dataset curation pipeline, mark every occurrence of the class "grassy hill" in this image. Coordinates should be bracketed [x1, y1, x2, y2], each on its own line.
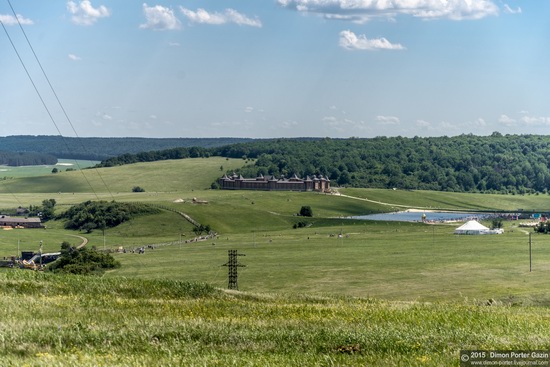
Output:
[1, 157, 550, 365]
[0, 157, 245, 194]
[1, 270, 550, 367]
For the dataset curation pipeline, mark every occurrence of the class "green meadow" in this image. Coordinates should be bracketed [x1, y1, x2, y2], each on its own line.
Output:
[1, 157, 550, 365]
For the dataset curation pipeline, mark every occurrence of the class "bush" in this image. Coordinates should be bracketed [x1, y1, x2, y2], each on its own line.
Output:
[299, 206, 313, 217]
[60, 200, 160, 231]
[293, 221, 309, 229]
[132, 186, 145, 192]
[48, 242, 120, 275]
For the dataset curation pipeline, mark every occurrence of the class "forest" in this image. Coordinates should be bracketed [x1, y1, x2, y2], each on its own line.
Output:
[0, 151, 57, 166]
[98, 133, 550, 195]
[7, 133, 550, 194]
[0, 135, 251, 161]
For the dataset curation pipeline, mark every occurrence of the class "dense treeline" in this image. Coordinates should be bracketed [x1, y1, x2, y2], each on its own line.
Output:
[215, 134, 550, 194]
[0, 136, 252, 161]
[96, 146, 211, 167]
[0, 151, 57, 166]
[59, 201, 161, 232]
[96, 133, 550, 194]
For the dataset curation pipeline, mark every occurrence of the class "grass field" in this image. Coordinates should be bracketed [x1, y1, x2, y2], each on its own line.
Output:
[1, 270, 550, 367]
[0, 157, 245, 194]
[1, 157, 550, 365]
[107, 219, 550, 304]
[0, 159, 99, 179]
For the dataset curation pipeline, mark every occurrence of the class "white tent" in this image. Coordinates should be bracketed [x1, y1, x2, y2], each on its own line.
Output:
[454, 220, 503, 235]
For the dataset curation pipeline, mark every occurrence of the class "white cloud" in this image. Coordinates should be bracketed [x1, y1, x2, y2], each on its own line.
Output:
[140, 3, 181, 30]
[168, 41, 180, 47]
[278, 0, 499, 22]
[473, 117, 486, 127]
[322, 116, 368, 132]
[68, 54, 82, 61]
[244, 107, 254, 113]
[503, 4, 521, 14]
[416, 119, 431, 127]
[520, 116, 550, 126]
[280, 120, 299, 129]
[67, 1, 110, 26]
[339, 30, 404, 51]
[180, 7, 262, 27]
[375, 115, 400, 125]
[498, 114, 516, 126]
[0, 14, 33, 26]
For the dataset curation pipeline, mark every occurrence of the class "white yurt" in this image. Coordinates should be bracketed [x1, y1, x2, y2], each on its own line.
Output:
[454, 220, 503, 235]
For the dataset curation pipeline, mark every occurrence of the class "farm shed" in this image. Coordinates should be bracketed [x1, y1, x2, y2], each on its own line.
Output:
[0, 215, 43, 229]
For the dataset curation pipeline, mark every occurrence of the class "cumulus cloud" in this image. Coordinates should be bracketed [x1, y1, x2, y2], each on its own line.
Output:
[278, 0, 499, 22]
[498, 114, 516, 126]
[339, 30, 404, 50]
[280, 120, 299, 129]
[68, 54, 82, 61]
[416, 119, 431, 127]
[473, 117, 486, 127]
[0, 14, 33, 25]
[520, 116, 550, 126]
[140, 3, 181, 30]
[67, 1, 110, 26]
[322, 116, 368, 132]
[180, 7, 262, 27]
[375, 115, 401, 125]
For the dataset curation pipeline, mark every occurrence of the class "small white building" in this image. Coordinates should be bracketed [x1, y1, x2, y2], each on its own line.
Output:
[454, 220, 503, 235]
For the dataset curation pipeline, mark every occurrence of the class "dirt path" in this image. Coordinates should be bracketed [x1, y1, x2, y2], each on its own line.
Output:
[333, 190, 421, 210]
[69, 235, 88, 249]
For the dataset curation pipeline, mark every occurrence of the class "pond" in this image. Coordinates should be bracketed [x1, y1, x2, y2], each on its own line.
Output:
[351, 211, 490, 223]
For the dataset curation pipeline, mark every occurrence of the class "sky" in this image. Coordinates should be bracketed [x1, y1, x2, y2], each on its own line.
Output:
[0, 0, 548, 139]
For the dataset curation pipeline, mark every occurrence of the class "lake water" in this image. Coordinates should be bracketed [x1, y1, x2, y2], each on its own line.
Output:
[351, 211, 489, 222]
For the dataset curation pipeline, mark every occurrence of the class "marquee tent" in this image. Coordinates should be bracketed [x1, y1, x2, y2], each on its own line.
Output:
[454, 220, 503, 235]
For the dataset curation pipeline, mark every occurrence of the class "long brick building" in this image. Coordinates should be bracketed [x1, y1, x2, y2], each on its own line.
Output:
[218, 173, 330, 192]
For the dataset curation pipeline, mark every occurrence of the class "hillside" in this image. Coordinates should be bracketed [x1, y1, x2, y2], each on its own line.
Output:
[0, 157, 246, 194]
[1, 271, 549, 367]
[0, 135, 253, 160]
[7, 134, 550, 194]
[1, 159, 550, 365]
[91, 134, 550, 195]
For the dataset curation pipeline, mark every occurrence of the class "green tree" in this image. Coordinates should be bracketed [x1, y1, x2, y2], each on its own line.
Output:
[299, 206, 313, 217]
[48, 241, 120, 275]
[40, 199, 56, 221]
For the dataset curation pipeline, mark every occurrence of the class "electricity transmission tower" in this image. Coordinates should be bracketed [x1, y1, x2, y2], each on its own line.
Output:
[223, 250, 246, 290]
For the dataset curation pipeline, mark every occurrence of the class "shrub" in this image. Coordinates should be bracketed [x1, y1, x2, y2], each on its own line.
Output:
[48, 242, 120, 275]
[59, 200, 160, 231]
[293, 221, 309, 229]
[299, 206, 313, 217]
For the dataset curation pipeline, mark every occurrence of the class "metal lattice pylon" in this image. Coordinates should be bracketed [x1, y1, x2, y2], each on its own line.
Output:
[222, 249, 246, 290]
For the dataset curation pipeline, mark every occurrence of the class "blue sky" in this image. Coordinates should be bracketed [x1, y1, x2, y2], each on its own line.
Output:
[0, 0, 547, 138]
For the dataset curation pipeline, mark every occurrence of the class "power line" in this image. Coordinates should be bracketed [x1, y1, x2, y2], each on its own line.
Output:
[2, 0, 114, 199]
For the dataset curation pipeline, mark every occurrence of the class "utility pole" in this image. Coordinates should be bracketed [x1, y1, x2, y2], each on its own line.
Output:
[529, 233, 533, 272]
[223, 250, 246, 290]
[39, 240, 43, 269]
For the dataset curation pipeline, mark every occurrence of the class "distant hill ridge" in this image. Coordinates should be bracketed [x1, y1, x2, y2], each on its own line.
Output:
[7, 134, 550, 194]
[0, 135, 254, 161]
